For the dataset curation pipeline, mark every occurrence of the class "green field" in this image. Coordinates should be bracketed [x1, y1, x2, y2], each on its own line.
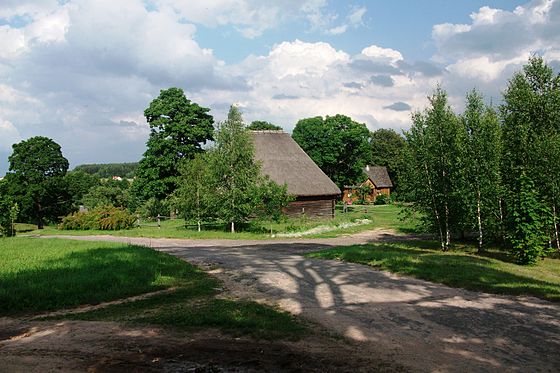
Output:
[23, 204, 419, 239]
[308, 241, 560, 301]
[0, 237, 304, 338]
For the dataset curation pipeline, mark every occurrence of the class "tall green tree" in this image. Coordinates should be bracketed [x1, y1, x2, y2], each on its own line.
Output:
[292, 114, 371, 188]
[133, 87, 214, 201]
[174, 153, 215, 231]
[460, 90, 503, 252]
[370, 128, 406, 192]
[65, 170, 99, 210]
[247, 121, 282, 131]
[501, 56, 560, 258]
[5, 136, 70, 229]
[401, 88, 462, 250]
[0, 180, 17, 237]
[176, 106, 290, 233]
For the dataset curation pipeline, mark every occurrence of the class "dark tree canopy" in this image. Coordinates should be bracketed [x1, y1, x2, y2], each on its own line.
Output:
[292, 114, 371, 188]
[133, 87, 214, 201]
[5, 136, 70, 228]
[73, 163, 138, 178]
[247, 121, 283, 131]
[370, 128, 406, 191]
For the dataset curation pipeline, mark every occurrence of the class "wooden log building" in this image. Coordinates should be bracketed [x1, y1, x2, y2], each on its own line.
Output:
[343, 165, 393, 203]
[252, 130, 341, 218]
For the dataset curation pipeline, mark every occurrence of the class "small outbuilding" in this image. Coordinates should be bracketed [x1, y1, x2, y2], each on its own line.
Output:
[343, 165, 393, 204]
[251, 130, 341, 218]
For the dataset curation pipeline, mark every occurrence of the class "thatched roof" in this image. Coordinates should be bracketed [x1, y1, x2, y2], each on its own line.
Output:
[364, 165, 393, 188]
[251, 131, 341, 197]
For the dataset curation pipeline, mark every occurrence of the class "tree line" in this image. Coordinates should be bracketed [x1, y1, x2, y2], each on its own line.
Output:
[400, 57, 560, 264]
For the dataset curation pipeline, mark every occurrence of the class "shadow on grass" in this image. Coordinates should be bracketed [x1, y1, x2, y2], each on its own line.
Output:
[308, 242, 560, 302]
[0, 245, 217, 316]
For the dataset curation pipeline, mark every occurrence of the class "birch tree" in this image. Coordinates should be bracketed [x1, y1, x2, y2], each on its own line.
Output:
[402, 88, 462, 250]
[460, 90, 502, 252]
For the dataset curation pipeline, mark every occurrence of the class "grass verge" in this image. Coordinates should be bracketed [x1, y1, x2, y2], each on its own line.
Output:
[24, 204, 420, 240]
[307, 241, 560, 302]
[1, 237, 305, 339]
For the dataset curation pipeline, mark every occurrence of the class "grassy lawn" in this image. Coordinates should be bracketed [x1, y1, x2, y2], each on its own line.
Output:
[23, 204, 419, 239]
[308, 241, 560, 302]
[1, 237, 305, 338]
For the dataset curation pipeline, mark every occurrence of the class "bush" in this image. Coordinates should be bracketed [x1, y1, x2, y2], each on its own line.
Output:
[374, 194, 390, 205]
[59, 205, 137, 230]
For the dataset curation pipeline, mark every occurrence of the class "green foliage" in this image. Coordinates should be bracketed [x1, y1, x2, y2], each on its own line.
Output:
[0, 181, 17, 237]
[175, 106, 290, 232]
[247, 120, 283, 131]
[59, 205, 136, 230]
[137, 197, 171, 219]
[401, 87, 462, 250]
[356, 183, 373, 204]
[374, 194, 390, 205]
[292, 114, 371, 188]
[5, 136, 71, 228]
[370, 128, 406, 192]
[459, 90, 503, 250]
[82, 179, 130, 209]
[501, 56, 560, 259]
[73, 163, 138, 178]
[508, 174, 548, 264]
[133, 87, 214, 201]
[65, 170, 99, 209]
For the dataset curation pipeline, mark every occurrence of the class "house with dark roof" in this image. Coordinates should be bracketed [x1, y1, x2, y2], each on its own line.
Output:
[342, 165, 393, 204]
[251, 130, 341, 218]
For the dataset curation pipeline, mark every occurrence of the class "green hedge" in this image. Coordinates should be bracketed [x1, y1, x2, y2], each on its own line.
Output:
[59, 205, 136, 230]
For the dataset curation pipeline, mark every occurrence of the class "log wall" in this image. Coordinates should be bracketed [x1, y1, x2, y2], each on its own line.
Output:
[284, 196, 336, 218]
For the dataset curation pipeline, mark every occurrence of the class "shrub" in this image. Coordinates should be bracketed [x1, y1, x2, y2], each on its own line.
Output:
[374, 194, 390, 205]
[59, 205, 137, 230]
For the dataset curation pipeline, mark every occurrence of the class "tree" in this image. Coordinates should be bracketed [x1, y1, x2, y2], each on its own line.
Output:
[82, 180, 130, 209]
[174, 153, 215, 231]
[0, 180, 17, 237]
[508, 173, 548, 264]
[292, 114, 371, 188]
[370, 128, 406, 192]
[5, 136, 70, 229]
[501, 56, 560, 258]
[247, 121, 283, 131]
[460, 91, 503, 252]
[133, 87, 214, 201]
[175, 106, 290, 233]
[65, 170, 99, 210]
[401, 88, 462, 250]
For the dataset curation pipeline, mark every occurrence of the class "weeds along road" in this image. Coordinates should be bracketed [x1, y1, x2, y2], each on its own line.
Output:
[48, 230, 560, 373]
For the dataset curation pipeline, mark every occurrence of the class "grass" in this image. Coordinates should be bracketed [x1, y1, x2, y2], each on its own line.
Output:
[307, 241, 560, 302]
[1, 237, 305, 338]
[23, 204, 420, 240]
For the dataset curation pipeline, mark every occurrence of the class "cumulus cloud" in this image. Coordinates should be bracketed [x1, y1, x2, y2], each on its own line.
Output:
[1, 0, 559, 176]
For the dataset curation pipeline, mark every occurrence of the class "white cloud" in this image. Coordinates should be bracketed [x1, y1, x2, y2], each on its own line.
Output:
[348, 6, 367, 26]
[361, 45, 403, 65]
[0, 120, 21, 152]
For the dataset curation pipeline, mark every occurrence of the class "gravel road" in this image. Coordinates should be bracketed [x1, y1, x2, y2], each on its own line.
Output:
[47, 231, 560, 372]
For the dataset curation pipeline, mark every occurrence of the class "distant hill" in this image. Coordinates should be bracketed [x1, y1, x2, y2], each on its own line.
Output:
[73, 162, 139, 178]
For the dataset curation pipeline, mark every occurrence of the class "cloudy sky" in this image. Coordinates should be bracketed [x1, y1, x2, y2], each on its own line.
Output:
[1, 0, 559, 174]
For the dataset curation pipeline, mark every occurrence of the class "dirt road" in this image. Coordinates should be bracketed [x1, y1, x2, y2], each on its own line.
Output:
[39, 230, 560, 372]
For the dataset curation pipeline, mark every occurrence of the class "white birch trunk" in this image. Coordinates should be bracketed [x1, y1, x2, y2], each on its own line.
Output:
[477, 187, 483, 252]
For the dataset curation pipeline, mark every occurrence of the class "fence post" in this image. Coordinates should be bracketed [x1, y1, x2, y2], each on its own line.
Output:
[157, 214, 161, 229]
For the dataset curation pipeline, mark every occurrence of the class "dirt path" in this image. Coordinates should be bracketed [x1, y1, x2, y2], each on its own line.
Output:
[8, 229, 560, 372]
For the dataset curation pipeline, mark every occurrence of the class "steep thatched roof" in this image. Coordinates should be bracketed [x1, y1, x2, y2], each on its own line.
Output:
[364, 165, 393, 188]
[251, 131, 341, 197]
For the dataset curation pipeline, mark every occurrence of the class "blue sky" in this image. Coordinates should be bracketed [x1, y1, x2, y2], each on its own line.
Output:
[0, 0, 558, 175]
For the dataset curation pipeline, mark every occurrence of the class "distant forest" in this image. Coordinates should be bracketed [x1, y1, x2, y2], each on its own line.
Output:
[73, 162, 138, 178]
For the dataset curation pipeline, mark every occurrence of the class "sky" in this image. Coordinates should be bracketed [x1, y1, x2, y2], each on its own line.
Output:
[1, 0, 559, 175]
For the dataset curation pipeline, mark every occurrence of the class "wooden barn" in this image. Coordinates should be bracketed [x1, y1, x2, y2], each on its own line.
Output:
[251, 130, 341, 218]
[343, 165, 393, 203]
